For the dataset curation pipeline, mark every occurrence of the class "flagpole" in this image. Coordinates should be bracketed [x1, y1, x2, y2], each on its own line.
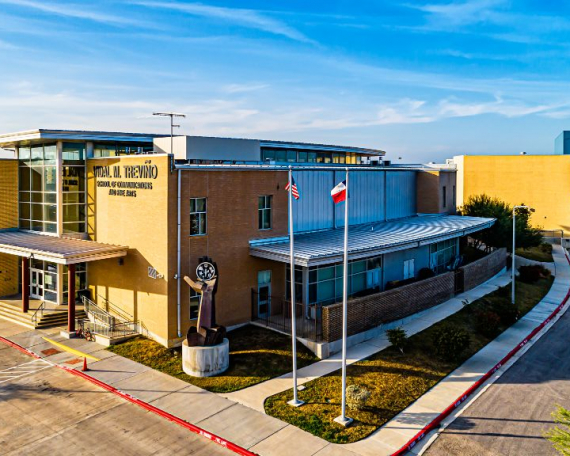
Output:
[288, 166, 303, 407]
[335, 167, 352, 427]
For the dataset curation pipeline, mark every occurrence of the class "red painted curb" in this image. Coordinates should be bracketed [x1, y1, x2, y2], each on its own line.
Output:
[392, 251, 570, 456]
[0, 337, 256, 456]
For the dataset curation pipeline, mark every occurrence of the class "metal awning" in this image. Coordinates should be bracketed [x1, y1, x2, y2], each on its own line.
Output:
[250, 215, 495, 267]
[0, 231, 128, 265]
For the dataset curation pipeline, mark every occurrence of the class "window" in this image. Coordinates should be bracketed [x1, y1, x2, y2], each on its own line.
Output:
[190, 198, 207, 236]
[303, 255, 383, 305]
[452, 185, 456, 208]
[442, 186, 447, 208]
[430, 239, 458, 274]
[190, 289, 200, 320]
[258, 196, 272, 230]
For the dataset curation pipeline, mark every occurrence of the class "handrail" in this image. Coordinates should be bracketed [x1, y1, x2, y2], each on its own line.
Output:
[31, 301, 46, 325]
[97, 294, 133, 321]
[82, 296, 116, 328]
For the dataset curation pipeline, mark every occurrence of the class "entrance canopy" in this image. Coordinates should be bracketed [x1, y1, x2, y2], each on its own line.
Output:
[250, 215, 495, 267]
[0, 231, 127, 265]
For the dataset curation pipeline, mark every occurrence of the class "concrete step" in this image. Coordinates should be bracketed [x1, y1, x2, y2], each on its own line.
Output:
[0, 300, 87, 330]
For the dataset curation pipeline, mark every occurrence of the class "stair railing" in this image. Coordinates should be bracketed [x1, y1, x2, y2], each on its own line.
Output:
[31, 301, 46, 326]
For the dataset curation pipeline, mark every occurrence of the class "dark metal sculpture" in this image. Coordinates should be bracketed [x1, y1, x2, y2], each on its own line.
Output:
[184, 257, 226, 347]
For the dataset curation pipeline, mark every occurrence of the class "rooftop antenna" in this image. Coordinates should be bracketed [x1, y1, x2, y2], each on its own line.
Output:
[153, 112, 186, 154]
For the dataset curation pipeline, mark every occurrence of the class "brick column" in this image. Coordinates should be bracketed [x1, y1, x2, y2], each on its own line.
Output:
[67, 264, 75, 333]
[22, 257, 29, 313]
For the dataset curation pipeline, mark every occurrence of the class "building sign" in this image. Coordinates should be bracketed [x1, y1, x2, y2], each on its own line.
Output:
[93, 160, 158, 198]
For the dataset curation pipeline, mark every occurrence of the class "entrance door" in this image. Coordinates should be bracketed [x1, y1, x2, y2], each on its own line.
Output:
[257, 271, 271, 319]
[30, 269, 44, 300]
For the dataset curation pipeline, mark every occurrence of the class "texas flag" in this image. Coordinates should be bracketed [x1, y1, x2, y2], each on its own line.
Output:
[331, 180, 347, 204]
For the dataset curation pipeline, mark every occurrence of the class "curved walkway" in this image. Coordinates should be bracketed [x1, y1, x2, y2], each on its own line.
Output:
[345, 244, 570, 456]
[224, 270, 512, 412]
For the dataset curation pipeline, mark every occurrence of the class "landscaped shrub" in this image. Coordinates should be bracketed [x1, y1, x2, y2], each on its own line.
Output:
[346, 384, 371, 411]
[519, 265, 551, 283]
[491, 299, 519, 325]
[474, 309, 501, 338]
[432, 325, 471, 361]
[386, 327, 409, 354]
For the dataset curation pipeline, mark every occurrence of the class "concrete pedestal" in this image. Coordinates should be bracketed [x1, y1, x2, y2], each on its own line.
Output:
[182, 338, 229, 377]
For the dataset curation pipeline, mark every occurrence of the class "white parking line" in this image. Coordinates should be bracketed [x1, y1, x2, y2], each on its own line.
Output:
[0, 358, 53, 385]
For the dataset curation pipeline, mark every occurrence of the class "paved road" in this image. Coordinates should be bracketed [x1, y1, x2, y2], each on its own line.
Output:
[426, 302, 570, 456]
[0, 343, 232, 456]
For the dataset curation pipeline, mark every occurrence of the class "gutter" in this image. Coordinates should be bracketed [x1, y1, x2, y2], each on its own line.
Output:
[177, 168, 182, 338]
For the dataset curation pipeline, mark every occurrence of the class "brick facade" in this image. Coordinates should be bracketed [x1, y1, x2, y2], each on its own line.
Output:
[0, 160, 19, 297]
[460, 248, 507, 291]
[321, 248, 507, 343]
[174, 169, 289, 332]
[322, 272, 455, 342]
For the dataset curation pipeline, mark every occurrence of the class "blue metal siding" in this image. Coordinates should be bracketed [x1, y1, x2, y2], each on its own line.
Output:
[292, 169, 416, 232]
[293, 171, 334, 232]
[334, 170, 385, 227]
[382, 245, 430, 287]
[386, 171, 417, 220]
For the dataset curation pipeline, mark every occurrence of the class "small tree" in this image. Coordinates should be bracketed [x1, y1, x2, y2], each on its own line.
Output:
[459, 194, 542, 252]
[386, 327, 409, 354]
[432, 325, 471, 362]
[545, 405, 570, 455]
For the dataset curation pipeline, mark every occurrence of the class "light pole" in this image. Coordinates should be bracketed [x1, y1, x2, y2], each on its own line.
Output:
[153, 112, 186, 153]
[512, 205, 535, 304]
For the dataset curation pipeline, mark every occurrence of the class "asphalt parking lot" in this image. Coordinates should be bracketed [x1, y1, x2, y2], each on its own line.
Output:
[0, 342, 232, 456]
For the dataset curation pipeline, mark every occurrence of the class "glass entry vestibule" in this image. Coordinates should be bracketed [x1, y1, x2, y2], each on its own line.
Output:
[26, 259, 87, 305]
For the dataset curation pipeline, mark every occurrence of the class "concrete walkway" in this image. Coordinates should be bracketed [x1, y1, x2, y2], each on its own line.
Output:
[0, 319, 358, 456]
[343, 244, 570, 456]
[224, 270, 512, 412]
[0, 250, 565, 456]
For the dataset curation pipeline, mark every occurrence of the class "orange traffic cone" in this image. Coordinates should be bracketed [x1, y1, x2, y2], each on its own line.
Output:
[82, 357, 89, 372]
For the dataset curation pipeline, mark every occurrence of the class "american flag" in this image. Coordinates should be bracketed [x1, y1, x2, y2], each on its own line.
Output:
[285, 176, 300, 199]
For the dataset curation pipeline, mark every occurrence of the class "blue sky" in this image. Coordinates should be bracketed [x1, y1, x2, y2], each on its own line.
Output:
[2, 0, 570, 162]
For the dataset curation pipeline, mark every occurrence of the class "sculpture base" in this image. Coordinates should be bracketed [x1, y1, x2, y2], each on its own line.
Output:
[182, 338, 229, 377]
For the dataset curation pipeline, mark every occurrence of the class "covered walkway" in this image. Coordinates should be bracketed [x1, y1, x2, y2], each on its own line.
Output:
[0, 230, 127, 333]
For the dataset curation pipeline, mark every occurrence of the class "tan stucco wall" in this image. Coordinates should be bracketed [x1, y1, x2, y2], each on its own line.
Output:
[455, 155, 570, 234]
[87, 155, 174, 345]
[0, 159, 19, 297]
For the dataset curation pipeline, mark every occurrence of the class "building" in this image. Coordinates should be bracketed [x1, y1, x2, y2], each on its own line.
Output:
[453, 132, 570, 236]
[0, 129, 499, 356]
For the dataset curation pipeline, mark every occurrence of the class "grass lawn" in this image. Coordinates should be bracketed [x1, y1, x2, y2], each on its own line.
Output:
[108, 324, 318, 393]
[516, 244, 553, 262]
[265, 276, 554, 444]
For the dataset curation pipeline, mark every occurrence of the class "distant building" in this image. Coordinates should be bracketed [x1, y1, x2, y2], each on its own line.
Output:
[0, 129, 495, 356]
[453, 131, 570, 236]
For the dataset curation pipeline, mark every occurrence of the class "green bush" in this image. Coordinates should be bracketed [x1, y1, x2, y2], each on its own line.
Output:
[432, 325, 471, 361]
[474, 309, 501, 338]
[490, 299, 519, 325]
[386, 327, 409, 354]
[346, 384, 372, 411]
[519, 265, 551, 284]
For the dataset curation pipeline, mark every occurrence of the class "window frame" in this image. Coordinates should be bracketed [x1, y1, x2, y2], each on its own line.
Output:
[258, 195, 272, 230]
[190, 197, 207, 236]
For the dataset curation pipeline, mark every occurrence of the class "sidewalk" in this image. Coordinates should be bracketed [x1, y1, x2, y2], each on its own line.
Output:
[0, 319, 357, 456]
[344, 243, 570, 456]
[0, 248, 566, 456]
[224, 269, 511, 412]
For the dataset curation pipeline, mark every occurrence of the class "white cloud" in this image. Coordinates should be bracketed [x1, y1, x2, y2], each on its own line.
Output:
[0, 0, 151, 27]
[132, 1, 316, 44]
[222, 83, 269, 94]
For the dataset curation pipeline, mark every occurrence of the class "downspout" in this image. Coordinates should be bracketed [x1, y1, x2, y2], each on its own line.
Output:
[177, 168, 182, 338]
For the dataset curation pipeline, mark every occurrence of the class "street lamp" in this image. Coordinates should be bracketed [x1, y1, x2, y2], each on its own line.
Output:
[512, 205, 535, 304]
[152, 112, 186, 153]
